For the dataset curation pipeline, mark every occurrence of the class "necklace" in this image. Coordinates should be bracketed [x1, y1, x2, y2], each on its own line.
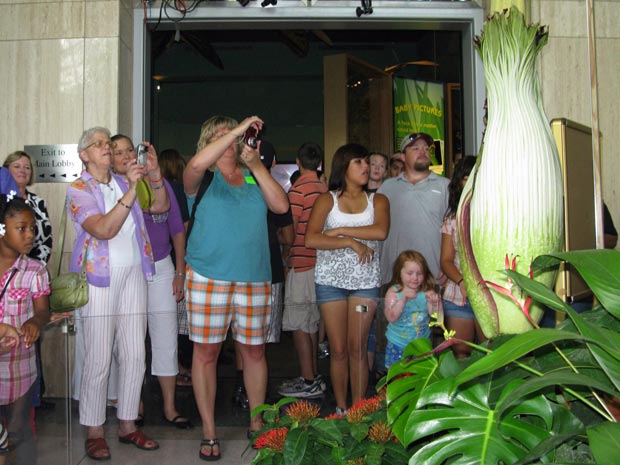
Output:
[220, 168, 237, 179]
[92, 175, 113, 189]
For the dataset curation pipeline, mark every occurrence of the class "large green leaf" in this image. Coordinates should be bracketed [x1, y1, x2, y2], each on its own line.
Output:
[454, 329, 587, 387]
[403, 378, 557, 465]
[497, 370, 620, 418]
[506, 268, 620, 391]
[365, 443, 385, 465]
[587, 422, 620, 465]
[309, 418, 343, 444]
[385, 338, 444, 441]
[533, 250, 620, 318]
[283, 428, 309, 465]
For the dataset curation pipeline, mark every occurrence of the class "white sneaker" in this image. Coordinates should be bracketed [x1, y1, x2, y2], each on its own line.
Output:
[278, 376, 304, 390]
[277, 377, 326, 398]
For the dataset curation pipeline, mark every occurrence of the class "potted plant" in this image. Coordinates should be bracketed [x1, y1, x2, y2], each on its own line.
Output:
[250, 395, 409, 465]
[386, 249, 620, 464]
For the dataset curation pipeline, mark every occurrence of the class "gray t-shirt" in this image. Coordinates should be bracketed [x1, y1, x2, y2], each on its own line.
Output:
[377, 172, 449, 283]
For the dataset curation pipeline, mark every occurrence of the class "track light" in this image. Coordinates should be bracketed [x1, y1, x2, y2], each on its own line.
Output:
[261, 0, 277, 6]
[237, 0, 250, 6]
[356, 0, 372, 17]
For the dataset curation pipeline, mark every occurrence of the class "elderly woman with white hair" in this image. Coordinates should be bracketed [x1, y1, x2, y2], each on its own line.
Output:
[66, 127, 159, 461]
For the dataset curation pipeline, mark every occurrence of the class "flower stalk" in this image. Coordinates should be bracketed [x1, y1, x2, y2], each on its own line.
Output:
[457, 6, 564, 337]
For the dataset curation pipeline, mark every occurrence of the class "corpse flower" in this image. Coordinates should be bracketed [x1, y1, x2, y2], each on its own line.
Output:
[457, 5, 564, 338]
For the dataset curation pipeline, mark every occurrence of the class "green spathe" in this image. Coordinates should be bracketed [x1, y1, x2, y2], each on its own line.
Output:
[457, 7, 564, 337]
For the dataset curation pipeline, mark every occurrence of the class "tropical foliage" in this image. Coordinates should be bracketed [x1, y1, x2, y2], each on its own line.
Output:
[386, 249, 620, 465]
[250, 396, 409, 465]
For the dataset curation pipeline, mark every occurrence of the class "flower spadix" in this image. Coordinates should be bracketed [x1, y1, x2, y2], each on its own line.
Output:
[457, 7, 564, 337]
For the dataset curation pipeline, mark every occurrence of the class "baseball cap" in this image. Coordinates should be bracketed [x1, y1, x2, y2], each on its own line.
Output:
[259, 140, 276, 169]
[400, 133, 434, 152]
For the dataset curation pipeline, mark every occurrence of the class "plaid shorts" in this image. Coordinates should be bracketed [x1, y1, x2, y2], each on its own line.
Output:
[177, 299, 189, 336]
[186, 268, 271, 345]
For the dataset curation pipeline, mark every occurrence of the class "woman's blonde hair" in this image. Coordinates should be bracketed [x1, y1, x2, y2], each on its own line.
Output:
[197, 116, 238, 151]
[3, 151, 34, 186]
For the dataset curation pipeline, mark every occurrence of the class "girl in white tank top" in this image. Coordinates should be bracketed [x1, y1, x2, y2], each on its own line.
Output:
[315, 191, 381, 289]
[305, 143, 390, 414]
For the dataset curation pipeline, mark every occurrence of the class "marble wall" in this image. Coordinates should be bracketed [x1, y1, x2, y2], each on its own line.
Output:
[481, 0, 620, 237]
[0, 0, 134, 396]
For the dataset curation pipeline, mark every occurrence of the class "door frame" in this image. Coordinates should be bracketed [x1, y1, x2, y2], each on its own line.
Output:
[132, 1, 485, 157]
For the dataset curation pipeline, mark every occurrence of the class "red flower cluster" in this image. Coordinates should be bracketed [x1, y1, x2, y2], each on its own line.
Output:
[347, 395, 384, 424]
[254, 427, 289, 452]
[285, 400, 321, 424]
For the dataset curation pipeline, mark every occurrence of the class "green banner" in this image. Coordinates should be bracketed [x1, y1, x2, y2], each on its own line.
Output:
[393, 77, 445, 173]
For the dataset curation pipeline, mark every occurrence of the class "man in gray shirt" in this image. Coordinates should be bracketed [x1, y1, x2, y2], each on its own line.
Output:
[378, 133, 449, 283]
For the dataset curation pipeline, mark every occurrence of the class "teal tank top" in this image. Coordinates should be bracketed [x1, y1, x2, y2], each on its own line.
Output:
[385, 289, 431, 348]
[186, 169, 270, 282]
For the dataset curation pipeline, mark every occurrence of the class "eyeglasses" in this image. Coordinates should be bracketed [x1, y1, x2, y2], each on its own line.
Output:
[114, 147, 136, 157]
[85, 139, 113, 150]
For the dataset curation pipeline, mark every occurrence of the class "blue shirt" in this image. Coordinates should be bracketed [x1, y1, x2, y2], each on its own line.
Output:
[0, 168, 18, 195]
[385, 290, 431, 348]
[186, 169, 270, 282]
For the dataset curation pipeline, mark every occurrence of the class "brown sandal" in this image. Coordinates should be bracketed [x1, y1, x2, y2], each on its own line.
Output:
[85, 437, 111, 461]
[118, 430, 159, 451]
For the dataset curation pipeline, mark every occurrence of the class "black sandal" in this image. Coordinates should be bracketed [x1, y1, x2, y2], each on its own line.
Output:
[199, 438, 221, 462]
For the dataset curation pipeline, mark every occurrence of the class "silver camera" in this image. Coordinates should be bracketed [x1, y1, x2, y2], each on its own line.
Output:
[136, 144, 148, 166]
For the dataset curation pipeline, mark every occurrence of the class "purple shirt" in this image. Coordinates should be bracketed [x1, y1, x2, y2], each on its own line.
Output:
[66, 171, 155, 287]
[0, 255, 50, 404]
[143, 179, 185, 262]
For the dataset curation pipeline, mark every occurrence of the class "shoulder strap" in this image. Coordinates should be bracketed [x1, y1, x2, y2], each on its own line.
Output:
[186, 170, 214, 241]
[54, 198, 68, 278]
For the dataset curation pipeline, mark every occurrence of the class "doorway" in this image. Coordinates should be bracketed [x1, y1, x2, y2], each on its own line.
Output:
[132, 2, 485, 164]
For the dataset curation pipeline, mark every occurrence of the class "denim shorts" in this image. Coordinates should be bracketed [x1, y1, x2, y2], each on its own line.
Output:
[443, 299, 475, 320]
[315, 283, 380, 305]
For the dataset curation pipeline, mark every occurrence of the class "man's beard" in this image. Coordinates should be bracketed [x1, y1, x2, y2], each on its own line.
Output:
[413, 158, 431, 172]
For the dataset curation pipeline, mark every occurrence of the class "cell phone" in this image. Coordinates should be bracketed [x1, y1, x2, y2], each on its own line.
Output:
[243, 127, 259, 149]
[136, 144, 148, 166]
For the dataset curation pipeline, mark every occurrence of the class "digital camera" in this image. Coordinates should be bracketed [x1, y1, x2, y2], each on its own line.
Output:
[136, 144, 148, 166]
[243, 127, 260, 149]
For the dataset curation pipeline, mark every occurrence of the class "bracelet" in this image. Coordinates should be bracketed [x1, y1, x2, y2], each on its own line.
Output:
[117, 199, 131, 209]
[152, 183, 164, 190]
[175, 272, 185, 277]
[457, 278, 464, 285]
[149, 175, 163, 183]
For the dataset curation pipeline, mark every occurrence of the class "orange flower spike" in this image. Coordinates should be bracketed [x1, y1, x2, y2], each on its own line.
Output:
[368, 421, 393, 444]
[346, 458, 365, 465]
[285, 400, 320, 424]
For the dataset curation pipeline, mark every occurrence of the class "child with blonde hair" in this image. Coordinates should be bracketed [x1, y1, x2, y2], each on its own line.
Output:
[384, 250, 440, 368]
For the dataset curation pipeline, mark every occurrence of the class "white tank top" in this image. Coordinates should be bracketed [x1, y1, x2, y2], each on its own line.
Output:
[315, 191, 381, 290]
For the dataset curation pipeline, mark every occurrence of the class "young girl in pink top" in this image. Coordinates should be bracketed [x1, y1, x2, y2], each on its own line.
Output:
[0, 193, 50, 465]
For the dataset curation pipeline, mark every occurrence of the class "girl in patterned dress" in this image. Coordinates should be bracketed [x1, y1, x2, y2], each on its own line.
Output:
[383, 250, 440, 369]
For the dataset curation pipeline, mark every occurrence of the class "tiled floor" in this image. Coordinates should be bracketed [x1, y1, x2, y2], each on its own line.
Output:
[34, 333, 351, 465]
